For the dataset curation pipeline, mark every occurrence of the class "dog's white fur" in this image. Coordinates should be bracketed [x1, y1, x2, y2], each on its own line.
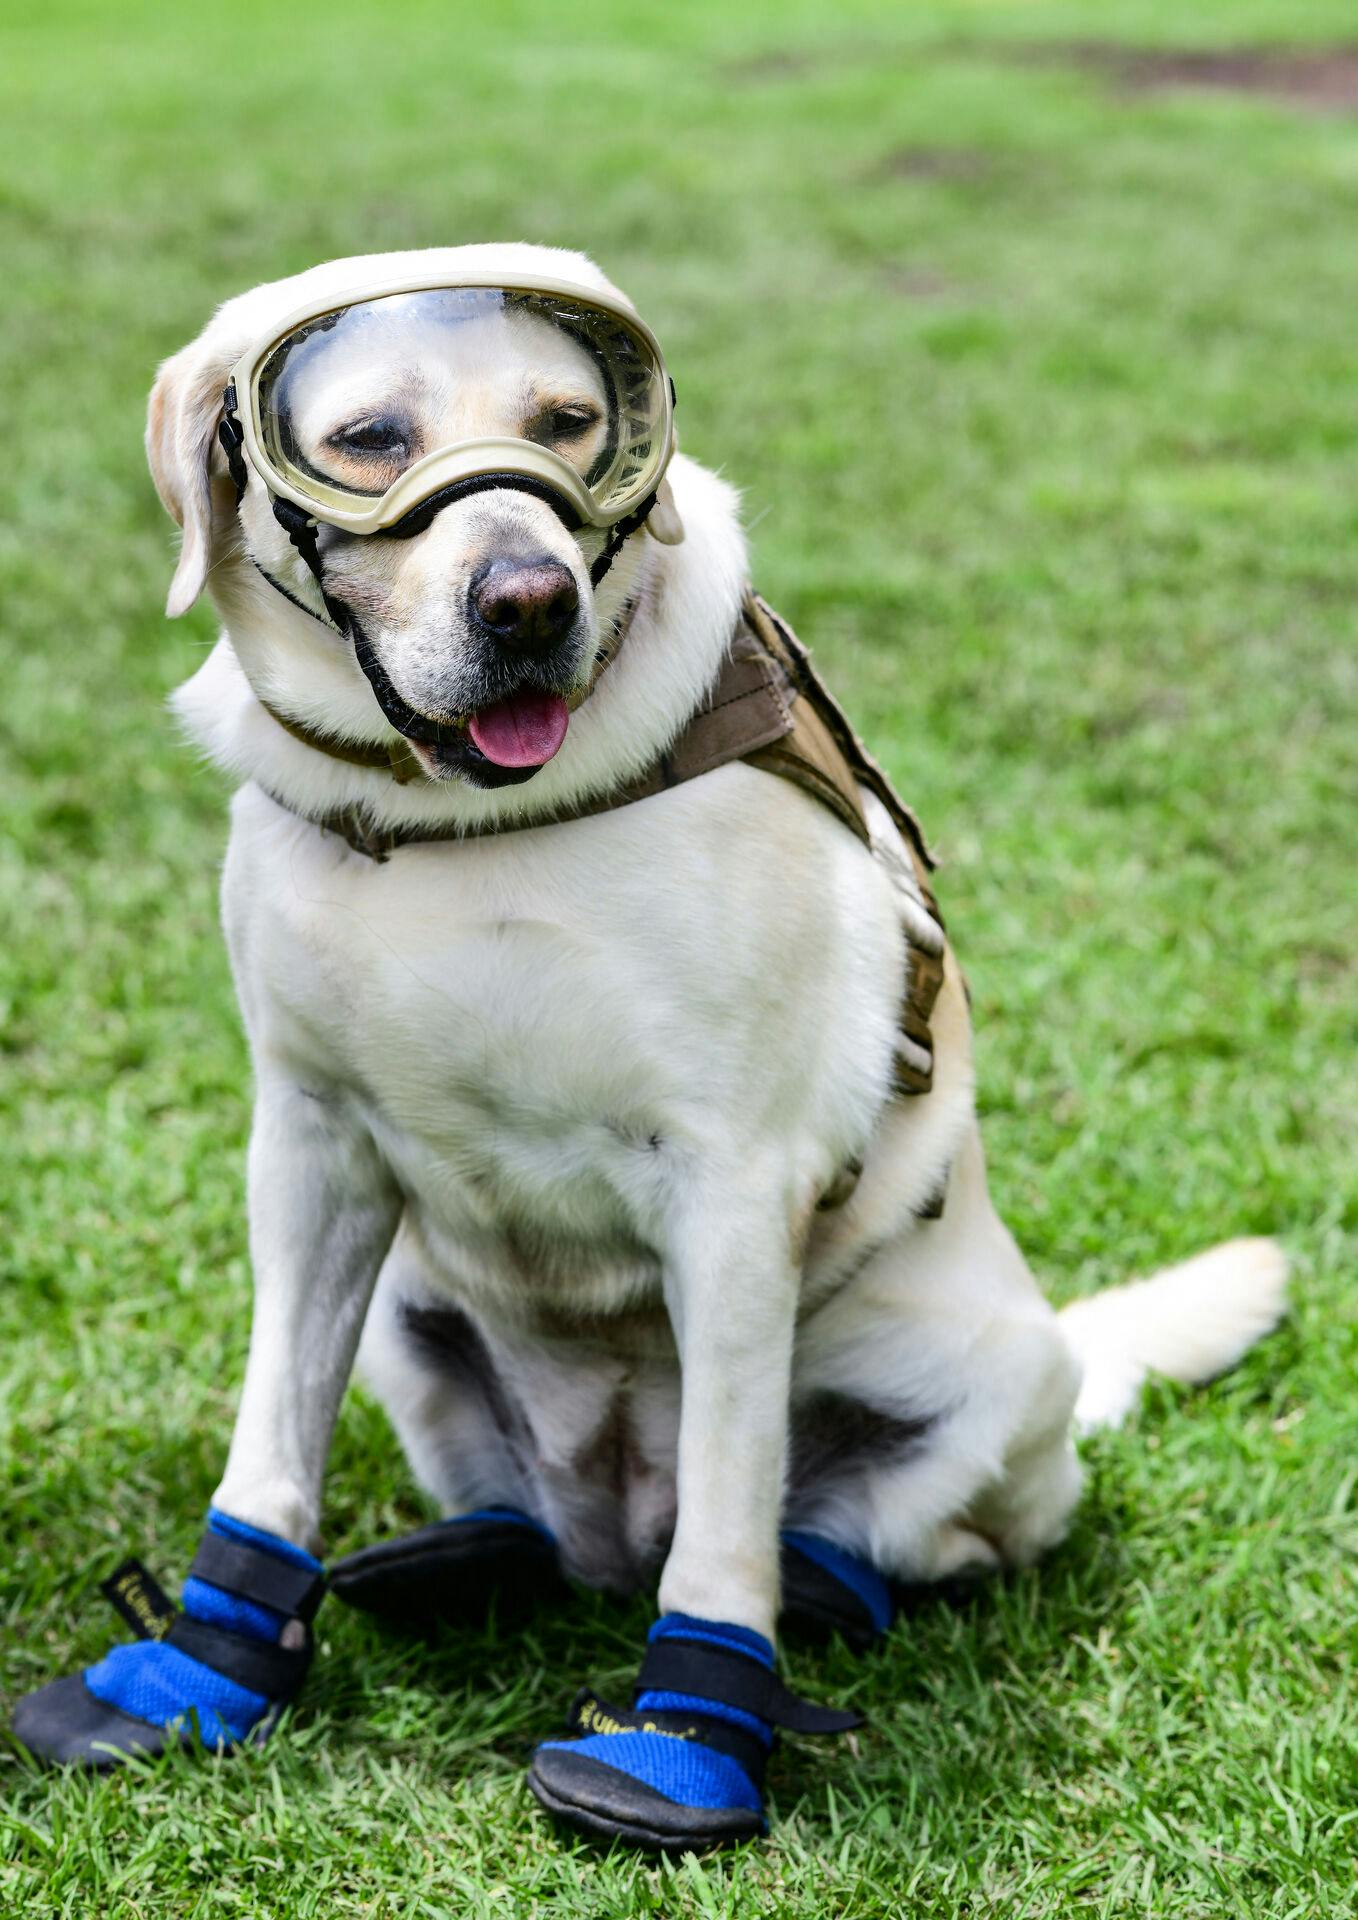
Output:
[156, 245, 1287, 1642]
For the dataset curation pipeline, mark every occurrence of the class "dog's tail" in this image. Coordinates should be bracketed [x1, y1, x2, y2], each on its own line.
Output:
[1059, 1237, 1288, 1432]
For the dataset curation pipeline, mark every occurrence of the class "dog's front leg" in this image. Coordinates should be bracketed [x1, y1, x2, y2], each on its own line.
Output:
[12, 1072, 399, 1771]
[527, 1173, 859, 1849]
[214, 1073, 401, 1551]
[656, 1181, 798, 1644]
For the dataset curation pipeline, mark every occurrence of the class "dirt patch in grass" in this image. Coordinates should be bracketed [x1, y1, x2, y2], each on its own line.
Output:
[721, 47, 820, 84]
[724, 39, 1358, 113]
[1029, 42, 1358, 114]
[880, 263, 957, 299]
[875, 146, 992, 182]
[721, 37, 899, 84]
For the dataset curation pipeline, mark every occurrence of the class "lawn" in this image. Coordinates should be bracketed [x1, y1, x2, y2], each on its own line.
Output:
[2, 0, 1357, 1912]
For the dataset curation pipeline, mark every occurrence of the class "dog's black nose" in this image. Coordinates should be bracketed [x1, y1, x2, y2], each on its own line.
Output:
[470, 558, 579, 650]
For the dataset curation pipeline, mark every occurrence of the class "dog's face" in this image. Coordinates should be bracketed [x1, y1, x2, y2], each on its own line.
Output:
[146, 247, 676, 787]
[271, 299, 609, 786]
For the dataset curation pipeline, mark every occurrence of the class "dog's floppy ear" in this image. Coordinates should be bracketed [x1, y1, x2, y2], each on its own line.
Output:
[646, 472, 684, 547]
[146, 342, 234, 617]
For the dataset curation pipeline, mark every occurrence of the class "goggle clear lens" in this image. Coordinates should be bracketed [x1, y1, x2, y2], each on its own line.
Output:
[252, 287, 668, 522]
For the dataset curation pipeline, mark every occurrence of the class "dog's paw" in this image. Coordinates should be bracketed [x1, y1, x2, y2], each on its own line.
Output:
[925, 1524, 1005, 1580]
[527, 1611, 861, 1852]
[12, 1511, 323, 1769]
[779, 1530, 895, 1650]
[328, 1507, 563, 1631]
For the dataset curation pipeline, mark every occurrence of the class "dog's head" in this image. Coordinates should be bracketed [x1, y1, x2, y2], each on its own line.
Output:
[147, 245, 681, 786]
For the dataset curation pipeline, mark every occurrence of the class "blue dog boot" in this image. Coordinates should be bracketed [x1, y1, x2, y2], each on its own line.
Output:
[779, 1530, 895, 1651]
[12, 1509, 324, 1769]
[527, 1612, 861, 1852]
[329, 1508, 564, 1629]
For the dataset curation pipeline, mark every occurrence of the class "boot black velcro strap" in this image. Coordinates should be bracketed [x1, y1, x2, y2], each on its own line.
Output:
[187, 1535, 326, 1622]
[165, 1616, 311, 1699]
[635, 1641, 863, 1735]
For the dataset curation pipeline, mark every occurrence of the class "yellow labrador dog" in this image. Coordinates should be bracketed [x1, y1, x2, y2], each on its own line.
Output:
[14, 243, 1286, 1852]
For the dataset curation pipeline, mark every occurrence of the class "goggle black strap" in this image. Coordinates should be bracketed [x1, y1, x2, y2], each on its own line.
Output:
[271, 494, 355, 640]
[218, 382, 250, 508]
[379, 471, 655, 588]
[271, 493, 327, 587]
[589, 489, 658, 588]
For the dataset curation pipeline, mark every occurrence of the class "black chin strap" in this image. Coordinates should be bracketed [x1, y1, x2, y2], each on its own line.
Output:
[267, 495, 460, 747]
[585, 492, 659, 588]
[218, 382, 655, 748]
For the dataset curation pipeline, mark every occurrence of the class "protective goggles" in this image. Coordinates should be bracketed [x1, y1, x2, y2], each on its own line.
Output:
[225, 272, 676, 538]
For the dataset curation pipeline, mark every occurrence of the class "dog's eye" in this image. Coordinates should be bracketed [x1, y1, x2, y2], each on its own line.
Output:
[326, 417, 410, 459]
[528, 403, 602, 445]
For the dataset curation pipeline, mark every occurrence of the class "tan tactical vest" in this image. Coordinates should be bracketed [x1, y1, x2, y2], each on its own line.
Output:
[261, 592, 948, 1099]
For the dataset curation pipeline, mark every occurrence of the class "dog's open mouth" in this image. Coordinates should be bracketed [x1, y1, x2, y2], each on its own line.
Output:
[412, 687, 572, 787]
[467, 689, 570, 769]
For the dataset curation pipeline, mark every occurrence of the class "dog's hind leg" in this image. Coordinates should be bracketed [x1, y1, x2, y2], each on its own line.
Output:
[786, 1306, 1082, 1587]
[354, 1240, 538, 1518]
[332, 1246, 566, 1627]
[780, 1124, 1083, 1641]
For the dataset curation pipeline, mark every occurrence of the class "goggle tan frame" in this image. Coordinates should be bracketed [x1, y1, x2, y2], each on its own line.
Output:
[229, 271, 675, 534]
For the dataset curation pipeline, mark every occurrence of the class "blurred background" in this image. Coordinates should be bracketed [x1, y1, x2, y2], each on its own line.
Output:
[2, 2, 1355, 1913]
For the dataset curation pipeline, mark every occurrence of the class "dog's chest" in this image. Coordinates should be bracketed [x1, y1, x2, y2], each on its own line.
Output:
[241, 856, 673, 1254]
[224, 779, 902, 1308]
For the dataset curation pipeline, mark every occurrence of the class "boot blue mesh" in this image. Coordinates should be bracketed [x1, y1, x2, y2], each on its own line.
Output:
[783, 1528, 894, 1634]
[537, 1613, 773, 1816]
[82, 1510, 322, 1745]
[536, 1728, 764, 1813]
[82, 1642, 266, 1746]
[180, 1578, 283, 1642]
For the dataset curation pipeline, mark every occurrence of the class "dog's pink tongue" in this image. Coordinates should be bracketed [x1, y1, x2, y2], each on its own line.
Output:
[468, 691, 570, 768]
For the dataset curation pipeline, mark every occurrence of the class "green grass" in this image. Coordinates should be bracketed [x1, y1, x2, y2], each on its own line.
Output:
[3, 0, 1357, 1911]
